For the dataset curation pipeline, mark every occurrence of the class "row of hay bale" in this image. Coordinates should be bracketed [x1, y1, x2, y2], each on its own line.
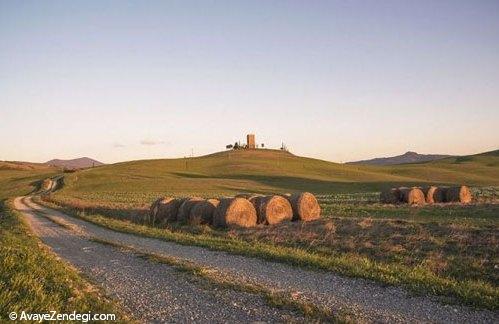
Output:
[149, 192, 321, 228]
[380, 185, 472, 205]
[42, 178, 53, 191]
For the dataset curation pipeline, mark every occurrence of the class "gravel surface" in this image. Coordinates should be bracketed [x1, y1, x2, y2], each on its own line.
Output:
[18, 196, 499, 323]
[15, 197, 302, 323]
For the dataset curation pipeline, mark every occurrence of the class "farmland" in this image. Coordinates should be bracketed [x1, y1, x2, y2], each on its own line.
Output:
[40, 148, 499, 309]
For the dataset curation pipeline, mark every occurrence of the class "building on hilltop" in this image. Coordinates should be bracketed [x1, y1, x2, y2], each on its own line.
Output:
[247, 134, 256, 149]
[226, 133, 262, 150]
[225, 134, 289, 152]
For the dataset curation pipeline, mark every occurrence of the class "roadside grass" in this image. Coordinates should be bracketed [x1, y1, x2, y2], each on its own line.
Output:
[234, 213, 498, 285]
[0, 201, 128, 322]
[37, 197, 499, 310]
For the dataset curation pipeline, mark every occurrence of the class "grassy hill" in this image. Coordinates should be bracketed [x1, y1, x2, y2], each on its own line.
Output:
[56, 149, 499, 206]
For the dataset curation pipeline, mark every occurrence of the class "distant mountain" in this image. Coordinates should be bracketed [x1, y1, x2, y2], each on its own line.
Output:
[347, 151, 452, 166]
[45, 157, 104, 169]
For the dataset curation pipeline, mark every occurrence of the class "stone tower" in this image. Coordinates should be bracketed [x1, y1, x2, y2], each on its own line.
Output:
[246, 134, 256, 149]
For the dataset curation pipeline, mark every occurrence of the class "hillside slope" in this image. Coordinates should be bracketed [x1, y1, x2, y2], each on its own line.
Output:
[56, 149, 499, 206]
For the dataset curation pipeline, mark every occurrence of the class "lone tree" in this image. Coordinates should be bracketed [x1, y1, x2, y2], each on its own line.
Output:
[226, 144, 233, 150]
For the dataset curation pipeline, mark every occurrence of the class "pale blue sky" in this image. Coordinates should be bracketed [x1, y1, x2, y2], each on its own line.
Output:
[1, 0, 498, 163]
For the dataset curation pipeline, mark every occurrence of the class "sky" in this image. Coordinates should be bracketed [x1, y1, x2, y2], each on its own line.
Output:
[1, 0, 498, 163]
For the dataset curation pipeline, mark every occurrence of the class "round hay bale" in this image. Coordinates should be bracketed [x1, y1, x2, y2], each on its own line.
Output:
[149, 197, 184, 226]
[446, 186, 472, 203]
[286, 192, 321, 222]
[188, 199, 220, 225]
[250, 195, 293, 225]
[159, 197, 185, 225]
[42, 178, 53, 190]
[177, 197, 204, 223]
[149, 198, 161, 224]
[380, 188, 400, 204]
[422, 186, 446, 204]
[213, 198, 257, 228]
[399, 187, 426, 205]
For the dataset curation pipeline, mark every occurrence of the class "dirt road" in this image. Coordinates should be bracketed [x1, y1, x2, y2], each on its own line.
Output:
[14, 197, 302, 323]
[15, 196, 498, 323]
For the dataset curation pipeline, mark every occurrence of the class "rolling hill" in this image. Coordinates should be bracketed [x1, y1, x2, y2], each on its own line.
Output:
[55, 149, 499, 206]
[347, 151, 451, 165]
[45, 157, 104, 169]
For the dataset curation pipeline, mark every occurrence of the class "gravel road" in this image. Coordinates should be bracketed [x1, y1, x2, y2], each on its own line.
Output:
[16, 196, 499, 323]
[15, 197, 302, 323]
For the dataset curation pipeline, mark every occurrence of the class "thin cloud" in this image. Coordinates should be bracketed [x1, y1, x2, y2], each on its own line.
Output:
[140, 139, 165, 146]
[113, 142, 126, 148]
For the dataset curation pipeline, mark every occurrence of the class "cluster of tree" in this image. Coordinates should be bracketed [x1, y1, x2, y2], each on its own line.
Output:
[225, 142, 289, 152]
[226, 142, 265, 150]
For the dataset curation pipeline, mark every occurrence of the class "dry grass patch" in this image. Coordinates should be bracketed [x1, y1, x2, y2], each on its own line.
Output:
[423, 252, 449, 275]
[357, 217, 373, 229]
[229, 217, 498, 287]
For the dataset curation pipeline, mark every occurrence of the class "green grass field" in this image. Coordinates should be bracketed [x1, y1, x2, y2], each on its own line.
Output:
[55, 148, 499, 207]
[42, 148, 499, 309]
